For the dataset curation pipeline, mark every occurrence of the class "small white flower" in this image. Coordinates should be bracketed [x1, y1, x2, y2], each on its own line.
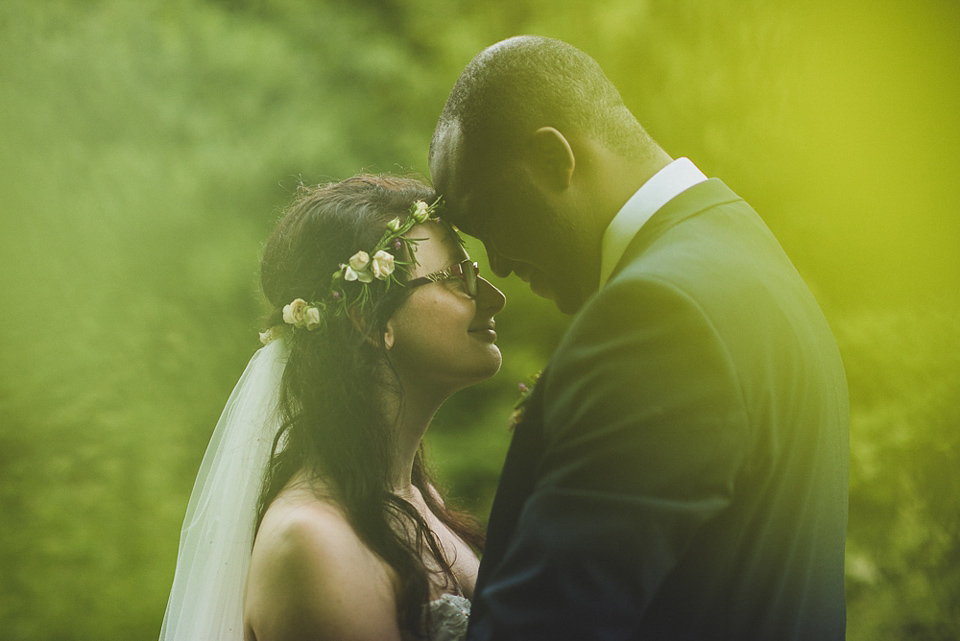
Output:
[349, 250, 370, 272]
[371, 250, 396, 280]
[413, 200, 430, 223]
[342, 265, 359, 281]
[259, 326, 282, 345]
[386, 217, 402, 232]
[303, 306, 322, 330]
[283, 298, 308, 325]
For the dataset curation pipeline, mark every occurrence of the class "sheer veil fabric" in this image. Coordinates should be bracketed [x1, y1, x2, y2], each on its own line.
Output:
[160, 338, 289, 641]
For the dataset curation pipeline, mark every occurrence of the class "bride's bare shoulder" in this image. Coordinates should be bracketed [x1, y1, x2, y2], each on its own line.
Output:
[243, 483, 401, 641]
[253, 482, 352, 555]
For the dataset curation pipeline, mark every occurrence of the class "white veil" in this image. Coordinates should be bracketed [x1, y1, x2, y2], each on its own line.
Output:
[159, 337, 289, 641]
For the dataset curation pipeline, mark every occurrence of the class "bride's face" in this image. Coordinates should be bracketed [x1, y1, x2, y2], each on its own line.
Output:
[385, 221, 506, 392]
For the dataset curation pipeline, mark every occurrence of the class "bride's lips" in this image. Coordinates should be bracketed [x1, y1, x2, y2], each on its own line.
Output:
[469, 321, 497, 341]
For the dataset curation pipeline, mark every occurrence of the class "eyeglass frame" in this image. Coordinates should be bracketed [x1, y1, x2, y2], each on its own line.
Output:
[405, 259, 480, 298]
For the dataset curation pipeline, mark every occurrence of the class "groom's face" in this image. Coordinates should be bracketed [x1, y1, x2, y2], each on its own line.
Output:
[431, 124, 589, 314]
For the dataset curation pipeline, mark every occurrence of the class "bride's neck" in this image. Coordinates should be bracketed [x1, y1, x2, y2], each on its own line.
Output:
[380, 382, 446, 493]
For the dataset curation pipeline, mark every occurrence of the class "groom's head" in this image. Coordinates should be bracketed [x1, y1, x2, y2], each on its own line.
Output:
[430, 36, 665, 313]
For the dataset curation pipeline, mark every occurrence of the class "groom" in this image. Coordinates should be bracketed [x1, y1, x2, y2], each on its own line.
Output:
[430, 37, 849, 640]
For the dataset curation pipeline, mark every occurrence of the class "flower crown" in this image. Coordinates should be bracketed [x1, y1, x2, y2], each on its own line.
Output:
[260, 198, 441, 345]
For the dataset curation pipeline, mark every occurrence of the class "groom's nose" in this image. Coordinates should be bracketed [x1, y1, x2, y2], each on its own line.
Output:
[486, 247, 516, 279]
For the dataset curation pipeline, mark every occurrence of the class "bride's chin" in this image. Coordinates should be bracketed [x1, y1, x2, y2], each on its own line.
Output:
[489, 353, 503, 375]
[486, 345, 503, 367]
[484, 352, 503, 379]
[467, 350, 503, 384]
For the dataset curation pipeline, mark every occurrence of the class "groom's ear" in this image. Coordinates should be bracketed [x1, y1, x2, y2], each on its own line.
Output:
[525, 127, 576, 192]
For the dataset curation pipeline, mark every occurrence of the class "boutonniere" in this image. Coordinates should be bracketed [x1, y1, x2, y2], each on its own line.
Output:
[509, 371, 542, 431]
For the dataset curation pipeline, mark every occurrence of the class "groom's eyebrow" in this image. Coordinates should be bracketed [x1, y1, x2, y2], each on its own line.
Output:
[454, 193, 490, 239]
[443, 199, 478, 236]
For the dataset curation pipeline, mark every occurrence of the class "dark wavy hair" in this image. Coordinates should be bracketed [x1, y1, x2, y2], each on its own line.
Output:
[255, 174, 484, 637]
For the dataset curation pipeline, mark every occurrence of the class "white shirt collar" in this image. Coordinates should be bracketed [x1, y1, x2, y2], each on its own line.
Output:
[598, 157, 708, 287]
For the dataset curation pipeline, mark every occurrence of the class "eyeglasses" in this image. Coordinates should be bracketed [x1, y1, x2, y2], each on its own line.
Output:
[406, 259, 480, 298]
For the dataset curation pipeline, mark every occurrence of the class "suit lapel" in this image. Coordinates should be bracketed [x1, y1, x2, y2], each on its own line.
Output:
[474, 370, 548, 593]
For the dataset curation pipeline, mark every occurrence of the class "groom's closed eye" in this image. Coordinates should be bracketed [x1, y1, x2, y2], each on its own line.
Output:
[458, 210, 496, 245]
[443, 212, 479, 238]
[450, 195, 491, 239]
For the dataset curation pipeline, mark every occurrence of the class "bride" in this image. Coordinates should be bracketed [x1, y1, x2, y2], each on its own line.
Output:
[160, 174, 506, 641]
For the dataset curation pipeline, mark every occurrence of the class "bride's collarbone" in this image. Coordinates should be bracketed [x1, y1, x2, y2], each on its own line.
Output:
[417, 514, 479, 601]
[386, 491, 479, 600]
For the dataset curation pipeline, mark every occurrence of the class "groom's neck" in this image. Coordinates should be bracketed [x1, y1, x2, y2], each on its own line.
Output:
[588, 146, 674, 232]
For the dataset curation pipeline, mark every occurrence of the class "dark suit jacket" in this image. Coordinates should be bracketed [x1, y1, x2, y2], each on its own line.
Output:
[467, 179, 849, 640]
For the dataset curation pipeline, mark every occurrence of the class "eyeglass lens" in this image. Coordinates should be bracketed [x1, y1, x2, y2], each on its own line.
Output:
[461, 261, 479, 297]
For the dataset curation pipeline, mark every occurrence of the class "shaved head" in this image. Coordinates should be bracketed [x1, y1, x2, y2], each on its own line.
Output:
[430, 37, 667, 313]
[431, 36, 656, 168]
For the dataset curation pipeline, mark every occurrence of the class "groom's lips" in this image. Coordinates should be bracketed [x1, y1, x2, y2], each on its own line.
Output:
[512, 263, 556, 300]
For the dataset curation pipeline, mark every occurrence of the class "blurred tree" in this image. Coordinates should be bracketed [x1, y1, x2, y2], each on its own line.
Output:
[0, 0, 957, 638]
[839, 309, 960, 641]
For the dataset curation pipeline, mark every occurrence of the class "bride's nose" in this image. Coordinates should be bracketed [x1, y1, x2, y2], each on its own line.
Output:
[475, 277, 506, 314]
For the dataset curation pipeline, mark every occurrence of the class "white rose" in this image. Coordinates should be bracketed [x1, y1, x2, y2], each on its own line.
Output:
[371, 250, 396, 280]
[304, 306, 322, 330]
[386, 217, 402, 232]
[349, 250, 370, 271]
[283, 298, 308, 325]
[413, 200, 430, 223]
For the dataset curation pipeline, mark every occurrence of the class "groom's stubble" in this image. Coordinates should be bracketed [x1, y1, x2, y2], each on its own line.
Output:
[500, 165, 600, 314]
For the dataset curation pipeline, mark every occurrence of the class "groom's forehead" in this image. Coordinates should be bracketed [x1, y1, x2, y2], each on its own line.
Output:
[432, 125, 485, 229]
[430, 122, 462, 190]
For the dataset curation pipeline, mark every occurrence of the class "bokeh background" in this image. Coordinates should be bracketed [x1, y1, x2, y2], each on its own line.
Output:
[1, 0, 958, 638]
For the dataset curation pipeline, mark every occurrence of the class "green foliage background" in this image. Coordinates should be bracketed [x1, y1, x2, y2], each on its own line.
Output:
[1, 0, 957, 638]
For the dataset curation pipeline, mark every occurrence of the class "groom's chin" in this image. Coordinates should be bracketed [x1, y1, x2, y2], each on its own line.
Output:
[528, 275, 555, 301]
[526, 271, 588, 314]
[554, 295, 587, 315]
[538, 285, 586, 316]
